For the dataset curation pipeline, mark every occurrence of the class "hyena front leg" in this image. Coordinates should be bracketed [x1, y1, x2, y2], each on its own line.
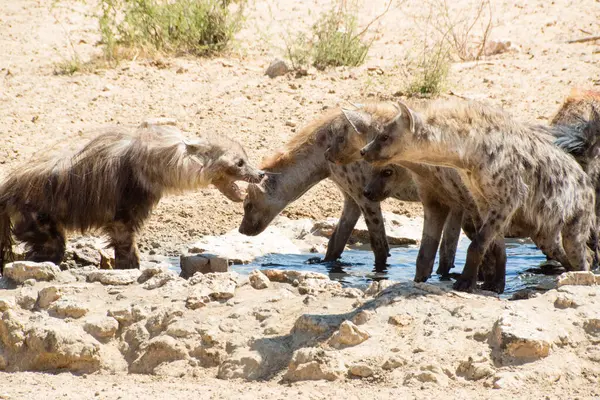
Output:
[104, 222, 140, 269]
[13, 211, 66, 265]
[479, 237, 506, 294]
[324, 194, 362, 263]
[453, 209, 511, 293]
[356, 201, 389, 269]
[437, 209, 463, 278]
[415, 198, 450, 282]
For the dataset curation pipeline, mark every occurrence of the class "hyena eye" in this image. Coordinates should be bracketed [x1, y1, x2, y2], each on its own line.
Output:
[244, 202, 253, 213]
[337, 135, 345, 143]
[382, 169, 393, 177]
[236, 159, 245, 168]
[379, 134, 389, 142]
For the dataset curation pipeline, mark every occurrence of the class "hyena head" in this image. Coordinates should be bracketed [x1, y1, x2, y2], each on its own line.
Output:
[239, 177, 286, 236]
[363, 165, 405, 202]
[188, 137, 265, 202]
[361, 102, 418, 166]
[324, 109, 374, 165]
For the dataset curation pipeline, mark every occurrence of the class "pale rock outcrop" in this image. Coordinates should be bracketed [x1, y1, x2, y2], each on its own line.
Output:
[3, 261, 61, 283]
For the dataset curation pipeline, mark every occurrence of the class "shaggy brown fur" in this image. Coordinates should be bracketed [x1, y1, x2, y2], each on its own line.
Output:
[361, 99, 597, 292]
[0, 124, 263, 272]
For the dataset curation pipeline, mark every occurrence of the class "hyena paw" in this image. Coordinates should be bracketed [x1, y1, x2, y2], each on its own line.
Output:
[452, 277, 476, 292]
[480, 280, 505, 294]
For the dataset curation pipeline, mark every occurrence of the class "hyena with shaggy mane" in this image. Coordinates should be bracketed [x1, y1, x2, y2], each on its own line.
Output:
[0, 125, 264, 272]
[361, 99, 597, 291]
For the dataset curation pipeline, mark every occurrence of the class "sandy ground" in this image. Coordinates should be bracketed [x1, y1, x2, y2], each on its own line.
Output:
[1, 0, 600, 397]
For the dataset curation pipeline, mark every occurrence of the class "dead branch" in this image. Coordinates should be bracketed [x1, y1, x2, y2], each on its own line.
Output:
[567, 35, 600, 44]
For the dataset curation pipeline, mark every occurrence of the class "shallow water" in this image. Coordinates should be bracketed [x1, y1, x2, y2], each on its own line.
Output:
[231, 238, 572, 297]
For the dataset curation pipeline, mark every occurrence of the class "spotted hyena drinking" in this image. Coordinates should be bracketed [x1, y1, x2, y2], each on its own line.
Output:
[0, 124, 264, 272]
[238, 103, 420, 269]
[360, 99, 597, 292]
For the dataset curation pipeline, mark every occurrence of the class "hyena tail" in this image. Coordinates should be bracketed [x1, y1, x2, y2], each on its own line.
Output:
[0, 203, 14, 275]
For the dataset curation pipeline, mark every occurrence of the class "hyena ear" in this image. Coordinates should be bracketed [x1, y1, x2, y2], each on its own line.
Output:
[184, 139, 211, 154]
[392, 102, 416, 133]
[341, 108, 372, 135]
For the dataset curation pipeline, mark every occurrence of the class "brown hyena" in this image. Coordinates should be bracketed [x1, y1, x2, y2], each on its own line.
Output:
[0, 124, 264, 273]
[360, 99, 596, 291]
[238, 103, 420, 269]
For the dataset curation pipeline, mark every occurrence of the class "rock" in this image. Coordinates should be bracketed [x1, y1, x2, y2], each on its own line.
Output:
[285, 119, 297, 128]
[342, 287, 364, 298]
[312, 213, 421, 246]
[484, 39, 519, 56]
[405, 369, 449, 386]
[284, 348, 346, 382]
[142, 271, 176, 290]
[185, 295, 207, 310]
[262, 269, 328, 284]
[554, 293, 579, 309]
[584, 318, 600, 337]
[36, 286, 62, 309]
[49, 299, 89, 319]
[364, 279, 398, 296]
[328, 320, 370, 349]
[557, 271, 598, 287]
[166, 320, 198, 339]
[98, 249, 114, 269]
[493, 372, 524, 390]
[138, 264, 169, 283]
[456, 357, 494, 380]
[3, 261, 61, 283]
[248, 269, 270, 290]
[87, 270, 141, 285]
[191, 346, 226, 368]
[489, 315, 551, 364]
[351, 310, 373, 325]
[188, 272, 238, 301]
[382, 355, 408, 370]
[145, 307, 184, 336]
[293, 314, 342, 336]
[84, 316, 119, 340]
[388, 314, 413, 327]
[0, 299, 14, 311]
[180, 254, 229, 279]
[348, 363, 375, 378]
[14, 318, 101, 373]
[130, 335, 188, 374]
[217, 349, 264, 380]
[298, 278, 342, 295]
[16, 286, 38, 310]
[108, 306, 136, 326]
[265, 59, 289, 78]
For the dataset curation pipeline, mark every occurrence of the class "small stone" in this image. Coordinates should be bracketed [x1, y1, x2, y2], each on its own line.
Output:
[87, 270, 141, 285]
[142, 271, 176, 290]
[3, 261, 61, 283]
[342, 287, 364, 298]
[352, 310, 373, 325]
[84, 316, 119, 339]
[489, 315, 551, 364]
[188, 272, 238, 301]
[554, 294, 578, 309]
[265, 59, 289, 78]
[584, 318, 600, 336]
[180, 254, 229, 279]
[98, 249, 114, 270]
[388, 314, 413, 327]
[138, 264, 168, 283]
[328, 320, 370, 349]
[284, 348, 345, 382]
[16, 286, 38, 310]
[285, 119, 297, 128]
[348, 363, 375, 378]
[185, 295, 208, 310]
[49, 299, 89, 319]
[0, 299, 14, 311]
[556, 271, 598, 287]
[382, 355, 408, 370]
[23, 279, 36, 286]
[456, 357, 494, 380]
[303, 295, 317, 305]
[217, 349, 264, 380]
[248, 269, 270, 290]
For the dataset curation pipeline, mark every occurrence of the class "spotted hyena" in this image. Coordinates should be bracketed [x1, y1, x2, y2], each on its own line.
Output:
[360, 99, 596, 292]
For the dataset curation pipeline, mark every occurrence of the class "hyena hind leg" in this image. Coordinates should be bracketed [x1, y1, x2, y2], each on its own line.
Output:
[13, 212, 66, 265]
[104, 222, 141, 269]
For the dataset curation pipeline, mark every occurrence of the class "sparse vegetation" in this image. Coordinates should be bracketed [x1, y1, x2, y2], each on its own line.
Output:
[423, 0, 493, 61]
[285, 0, 390, 71]
[404, 41, 451, 97]
[53, 57, 82, 76]
[97, 0, 245, 63]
